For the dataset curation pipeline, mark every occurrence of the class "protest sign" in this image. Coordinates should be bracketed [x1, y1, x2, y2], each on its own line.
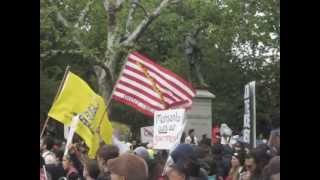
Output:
[153, 109, 186, 150]
[140, 126, 154, 143]
[64, 115, 80, 156]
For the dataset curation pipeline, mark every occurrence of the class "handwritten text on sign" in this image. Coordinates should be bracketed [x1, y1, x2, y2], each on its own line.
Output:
[140, 126, 154, 143]
[153, 109, 186, 150]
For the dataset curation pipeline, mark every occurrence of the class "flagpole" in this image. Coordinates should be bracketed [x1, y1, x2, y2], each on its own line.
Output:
[95, 52, 131, 142]
[40, 65, 71, 138]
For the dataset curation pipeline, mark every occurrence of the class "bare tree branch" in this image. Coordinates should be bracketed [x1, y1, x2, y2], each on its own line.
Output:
[115, 0, 126, 10]
[133, 2, 149, 17]
[121, 0, 179, 46]
[125, 1, 139, 36]
[40, 49, 82, 58]
[47, 0, 116, 82]
[75, 0, 94, 28]
[40, 49, 111, 81]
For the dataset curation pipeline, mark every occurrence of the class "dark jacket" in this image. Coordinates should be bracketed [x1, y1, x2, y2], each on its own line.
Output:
[46, 163, 66, 180]
[188, 168, 208, 180]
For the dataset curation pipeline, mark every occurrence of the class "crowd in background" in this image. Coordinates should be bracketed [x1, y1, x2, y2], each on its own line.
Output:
[40, 124, 280, 180]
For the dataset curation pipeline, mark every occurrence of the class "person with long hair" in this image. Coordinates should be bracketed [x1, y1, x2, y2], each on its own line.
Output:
[226, 151, 245, 180]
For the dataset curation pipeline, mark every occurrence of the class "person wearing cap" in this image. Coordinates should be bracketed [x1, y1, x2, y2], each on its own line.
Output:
[166, 144, 208, 180]
[96, 145, 119, 180]
[107, 153, 148, 180]
[134, 146, 150, 161]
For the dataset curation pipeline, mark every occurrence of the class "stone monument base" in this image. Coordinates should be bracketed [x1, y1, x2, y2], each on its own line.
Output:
[184, 89, 215, 140]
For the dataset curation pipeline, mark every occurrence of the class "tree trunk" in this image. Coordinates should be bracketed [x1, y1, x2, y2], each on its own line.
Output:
[94, 49, 126, 107]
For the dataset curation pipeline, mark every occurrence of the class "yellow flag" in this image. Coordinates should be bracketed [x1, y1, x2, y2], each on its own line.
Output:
[48, 72, 113, 159]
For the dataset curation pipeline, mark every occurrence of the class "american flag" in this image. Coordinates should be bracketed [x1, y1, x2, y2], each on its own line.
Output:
[112, 51, 196, 116]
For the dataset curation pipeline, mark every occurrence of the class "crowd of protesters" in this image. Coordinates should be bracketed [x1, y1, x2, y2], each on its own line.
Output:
[40, 124, 280, 180]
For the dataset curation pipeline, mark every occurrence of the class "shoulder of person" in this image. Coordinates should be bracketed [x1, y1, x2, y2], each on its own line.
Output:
[68, 171, 81, 180]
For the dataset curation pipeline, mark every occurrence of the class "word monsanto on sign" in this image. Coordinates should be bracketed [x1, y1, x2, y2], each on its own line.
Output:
[153, 109, 186, 150]
[140, 126, 154, 143]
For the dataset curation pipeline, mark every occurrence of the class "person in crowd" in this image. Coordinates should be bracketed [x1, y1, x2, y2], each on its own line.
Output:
[194, 146, 212, 175]
[185, 129, 199, 145]
[181, 132, 187, 144]
[83, 160, 101, 180]
[165, 164, 187, 180]
[62, 153, 81, 180]
[211, 144, 224, 180]
[267, 129, 280, 156]
[41, 155, 52, 180]
[240, 147, 271, 180]
[166, 144, 208, 180]
[220, 124, 232, 145]
[107, 153, 149, 180]
[200, 134, 211, 146]
[226, 151, 245, 180]
[134, 146, 150, 161]
[46, 149, 66, 180]
[261, 156, 280, 180]
[147, 143, 155, 160]
[134, 146, 165, 180]
[220, 142, 233, 180]
[41, 136, 58, 165]
[96, 144, 120, 180]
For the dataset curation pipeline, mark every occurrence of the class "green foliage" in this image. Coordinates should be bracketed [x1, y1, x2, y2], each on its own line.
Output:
[41, 0, 279, 136]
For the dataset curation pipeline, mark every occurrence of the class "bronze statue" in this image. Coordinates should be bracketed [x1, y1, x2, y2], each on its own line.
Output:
[184, 32, 208, 88]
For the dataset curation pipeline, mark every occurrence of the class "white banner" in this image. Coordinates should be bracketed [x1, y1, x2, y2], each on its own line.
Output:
[243, 81, 256, 146]
[153, 109, 186, 150]
[140, 126, 154, 143]
[64, 115, 80, 156]
[64, 125, 70, 140]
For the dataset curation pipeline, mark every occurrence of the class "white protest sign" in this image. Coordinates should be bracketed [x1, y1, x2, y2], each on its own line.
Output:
[153, 109, 186, 150]
[112, 136, 130, 154]
[64, 115, 80, 156]
[140, 126, 154, 143]
[64, 125, 70, 140]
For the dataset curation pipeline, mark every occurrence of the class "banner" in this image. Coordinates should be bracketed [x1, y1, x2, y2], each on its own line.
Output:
[48, 72, 113, 158]
[243, 81, 256, 147]
[153, 109, 186, 150]
[112, 51, 196, 116]
[140, 126, 154, 143]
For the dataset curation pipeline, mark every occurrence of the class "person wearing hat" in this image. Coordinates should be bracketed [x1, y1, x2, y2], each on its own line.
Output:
[166, 144, 208, 180]
[96, 144, 119, 180]
[134, 146, 150, 161]
[107, 153, 148, 180]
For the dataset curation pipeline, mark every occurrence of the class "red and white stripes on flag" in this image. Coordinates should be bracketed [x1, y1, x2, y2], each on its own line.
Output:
[112, 51, 196, 116]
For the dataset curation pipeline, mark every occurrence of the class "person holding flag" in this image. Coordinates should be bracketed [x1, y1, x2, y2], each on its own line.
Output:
[47, 71, 113, 159]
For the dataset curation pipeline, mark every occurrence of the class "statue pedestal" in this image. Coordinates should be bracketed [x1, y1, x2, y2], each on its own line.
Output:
[185, 89, 215, 140]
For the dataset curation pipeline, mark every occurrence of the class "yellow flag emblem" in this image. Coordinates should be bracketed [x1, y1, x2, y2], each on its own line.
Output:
[48, 72, 113, 158]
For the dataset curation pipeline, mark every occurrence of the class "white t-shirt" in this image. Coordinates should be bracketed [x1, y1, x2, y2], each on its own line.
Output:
[185, 136, 198, 145]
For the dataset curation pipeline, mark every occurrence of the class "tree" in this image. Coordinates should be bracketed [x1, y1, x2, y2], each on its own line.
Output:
[41, 0, 183, 102]
[41, 0, 279, 136]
